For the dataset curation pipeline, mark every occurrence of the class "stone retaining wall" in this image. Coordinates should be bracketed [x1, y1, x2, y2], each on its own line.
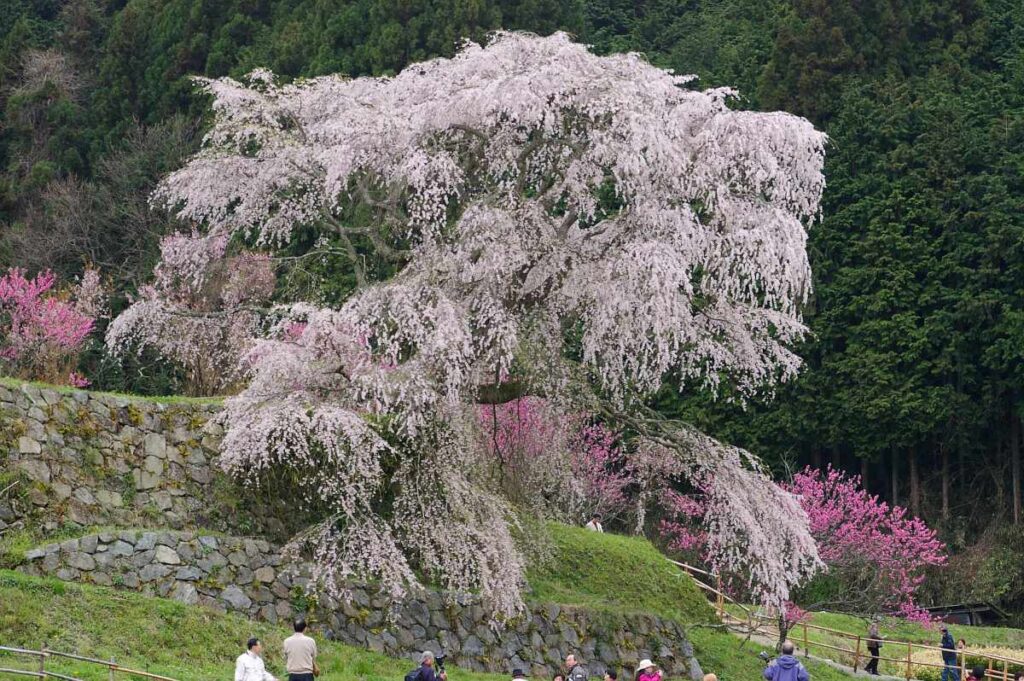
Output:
[2, 382, 702, 679]
[0, 382, 299, 540]
[18, 530, 700, 678]
[17, 530, 303, 622]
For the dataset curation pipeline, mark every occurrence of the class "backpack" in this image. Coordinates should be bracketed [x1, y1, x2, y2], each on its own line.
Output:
[405, 667, 423, 681]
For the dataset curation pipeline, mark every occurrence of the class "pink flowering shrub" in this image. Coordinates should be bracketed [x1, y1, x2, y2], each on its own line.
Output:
[478, 397, 631, 523]
[786, 467, 946, 618]
[0, 267, 104, 386]
[657, 465, 945, 619]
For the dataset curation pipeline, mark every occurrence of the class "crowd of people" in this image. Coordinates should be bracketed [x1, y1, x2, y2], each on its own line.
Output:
[232, 618, 821, 681]
[233, 613, 1024, 681]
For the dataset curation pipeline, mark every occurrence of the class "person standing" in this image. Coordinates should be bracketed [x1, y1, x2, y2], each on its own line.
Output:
[584, 514, 604, 532]
[283, 618, 319, 681]
[763, 641, 810, 681]
[512, 669, 529, 681]
[636, 659, 662, 681]
[417, 651, 447, 681]
[235, 638, 277, 681]
[865, 621, 882, 676]
[566, 654, 588, 681]
[941, 626, 961, 681]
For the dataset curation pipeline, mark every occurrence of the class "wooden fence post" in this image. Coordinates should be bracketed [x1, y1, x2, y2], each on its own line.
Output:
[110, 655, 117, 681]
[38, 643, 46, 677]
[906, 641, 913, 681]
[715, 574, 724, 619]
[853, 636, 862, 672]
[988, 656, 994, 680]
[1003, 659, 1008, 681]
[962, 649, 968, 681]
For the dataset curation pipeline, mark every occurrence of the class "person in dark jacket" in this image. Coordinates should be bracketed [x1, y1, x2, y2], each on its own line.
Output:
[941, 627, 961, 681]
[418, 652, 447, 681]
[565, 655, 588, 681]
[865, 621, 882, 676]
[763, 641, 810, 681]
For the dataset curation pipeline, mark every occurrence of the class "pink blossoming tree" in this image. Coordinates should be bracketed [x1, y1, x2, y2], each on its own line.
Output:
[479, 397, 631, 523]
[659, 466, 946, 622]
[111, 32, 828, 616]
[0, 267, 104, 386]
[786, 467, 946, 619]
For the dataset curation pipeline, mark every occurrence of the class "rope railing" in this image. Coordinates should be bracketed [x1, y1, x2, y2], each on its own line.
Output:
[669, 560, 1024, 681]
[0, 644, 180, 681]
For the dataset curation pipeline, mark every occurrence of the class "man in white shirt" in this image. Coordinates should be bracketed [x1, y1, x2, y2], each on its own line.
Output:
[584, 513, 604, 533]
[236, 637, 276, 681]
[283, 619, 319, 680]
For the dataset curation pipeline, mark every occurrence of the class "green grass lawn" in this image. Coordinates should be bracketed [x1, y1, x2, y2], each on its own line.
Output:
[803, 611, 1024, 650]
[526, 525, 714, 622]
[0, 375, 220, 405]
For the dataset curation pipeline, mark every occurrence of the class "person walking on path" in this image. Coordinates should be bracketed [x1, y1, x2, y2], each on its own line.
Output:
[283, 618, 319, 681]
[763, 641, 810, 681]
[941, 627, 961, 681]
[637, 659, 662, 681]
[236, 638, 277, 681]
[865, 621, 882, 676]
[566, 654, 588, 681]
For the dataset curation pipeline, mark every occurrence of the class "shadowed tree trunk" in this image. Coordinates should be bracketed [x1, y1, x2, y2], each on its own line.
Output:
[1012, 414, 1021, 525]
[942, 446, 950, 521]
[909, 448, 921, 518]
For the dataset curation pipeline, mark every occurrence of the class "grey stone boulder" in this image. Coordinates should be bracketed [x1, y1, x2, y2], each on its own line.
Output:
[221, 585, 252, 611]
[154, 546, 181, 565]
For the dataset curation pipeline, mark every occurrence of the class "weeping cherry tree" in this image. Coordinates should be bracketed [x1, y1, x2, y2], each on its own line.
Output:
[112, 32, 828, 618]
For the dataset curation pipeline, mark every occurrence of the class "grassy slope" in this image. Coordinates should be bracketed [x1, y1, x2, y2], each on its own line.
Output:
[0, 569, 505, 681]
[804, 611, 1024, 650]
[532, 526, 853, 681]
[0, 524, 857, 681]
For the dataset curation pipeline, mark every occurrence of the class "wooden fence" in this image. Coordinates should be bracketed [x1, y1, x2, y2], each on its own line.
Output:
[668, 559, 1024, 681]
[0, 644, 180, 681]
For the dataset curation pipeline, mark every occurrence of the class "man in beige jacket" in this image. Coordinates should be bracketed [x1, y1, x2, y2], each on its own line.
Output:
[283, 619, 319, 681]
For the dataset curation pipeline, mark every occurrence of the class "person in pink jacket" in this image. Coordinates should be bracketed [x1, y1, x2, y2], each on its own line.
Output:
[636, 659, 662, 681]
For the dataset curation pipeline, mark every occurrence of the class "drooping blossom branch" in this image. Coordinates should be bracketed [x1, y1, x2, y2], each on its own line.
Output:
[106, 232, 275, 395]
[113, 32, 829, 615]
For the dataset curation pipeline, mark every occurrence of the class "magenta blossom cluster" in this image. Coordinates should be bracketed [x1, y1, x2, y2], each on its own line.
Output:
[658, 465, 946, 619]
[785, 467, 946, 619]
[478, 397, 631, 522]
[0, 268, 99, 386]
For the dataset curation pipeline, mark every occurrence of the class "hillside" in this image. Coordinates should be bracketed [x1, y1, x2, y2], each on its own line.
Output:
[0, 522, 852, 681]
[0, 568, 503, 681]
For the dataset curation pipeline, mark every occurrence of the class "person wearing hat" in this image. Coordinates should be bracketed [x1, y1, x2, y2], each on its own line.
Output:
[636, 659, 662, 681]
[512, 669, 528, 681]
[940, 626, 960, 681]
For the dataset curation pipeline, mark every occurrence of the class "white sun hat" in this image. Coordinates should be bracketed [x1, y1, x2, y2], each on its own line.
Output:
[637, 660, 655, 672]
